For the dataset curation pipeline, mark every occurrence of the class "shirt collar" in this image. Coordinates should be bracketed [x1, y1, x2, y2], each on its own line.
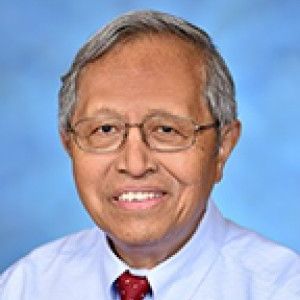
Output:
[99, 199, 227, 298]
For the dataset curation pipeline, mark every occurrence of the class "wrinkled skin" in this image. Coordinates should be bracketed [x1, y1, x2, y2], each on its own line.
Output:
[61, 34, 240, 268]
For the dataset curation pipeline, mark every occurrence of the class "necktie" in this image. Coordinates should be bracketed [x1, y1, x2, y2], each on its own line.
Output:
[116, 270, 150, 300]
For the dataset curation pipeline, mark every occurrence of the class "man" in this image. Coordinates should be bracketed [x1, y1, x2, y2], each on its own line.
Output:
[1, 10, 299, 300]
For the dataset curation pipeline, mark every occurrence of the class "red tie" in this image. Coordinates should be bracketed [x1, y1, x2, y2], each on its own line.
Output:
[116, 270, 150, 300]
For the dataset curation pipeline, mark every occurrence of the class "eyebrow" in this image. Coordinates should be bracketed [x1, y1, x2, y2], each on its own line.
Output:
[77, 106, 194, 123]
[146, 109, 187, 119]
[86, 107, 186, 118]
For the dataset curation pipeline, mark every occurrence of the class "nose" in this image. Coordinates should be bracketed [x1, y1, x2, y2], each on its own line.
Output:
[115, 127, 158, 178]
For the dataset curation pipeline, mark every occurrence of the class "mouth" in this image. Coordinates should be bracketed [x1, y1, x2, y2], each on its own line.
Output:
[113, 189, 167, 210]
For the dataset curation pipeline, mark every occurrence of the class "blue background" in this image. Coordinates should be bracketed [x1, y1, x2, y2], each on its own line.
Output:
[1, 1, 299, 273]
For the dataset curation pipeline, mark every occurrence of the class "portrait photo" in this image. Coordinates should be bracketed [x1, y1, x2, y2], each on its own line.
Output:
[1, 1, 299, 299]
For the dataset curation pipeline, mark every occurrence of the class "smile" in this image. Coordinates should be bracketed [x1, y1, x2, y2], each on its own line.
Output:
[118, 191, 164, 202]
[113, 189, 167, 210]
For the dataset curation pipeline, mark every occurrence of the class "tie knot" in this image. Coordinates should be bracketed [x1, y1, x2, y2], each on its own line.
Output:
[116, 270, 150, 300]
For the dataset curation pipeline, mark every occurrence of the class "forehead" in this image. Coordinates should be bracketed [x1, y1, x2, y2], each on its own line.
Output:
[75, 33, 212, 121]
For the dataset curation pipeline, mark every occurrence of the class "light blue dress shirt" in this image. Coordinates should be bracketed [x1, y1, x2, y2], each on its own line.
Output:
[1, 200, 300, 299]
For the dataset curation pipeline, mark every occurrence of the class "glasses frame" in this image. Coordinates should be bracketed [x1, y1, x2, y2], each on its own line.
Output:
[66, 113, 220, 154]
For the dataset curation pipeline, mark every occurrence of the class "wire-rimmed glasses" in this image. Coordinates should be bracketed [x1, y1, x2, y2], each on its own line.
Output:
[66, 112, 219, 153]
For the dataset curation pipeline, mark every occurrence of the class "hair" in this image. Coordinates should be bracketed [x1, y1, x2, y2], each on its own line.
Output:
[58, 10, 237, 131]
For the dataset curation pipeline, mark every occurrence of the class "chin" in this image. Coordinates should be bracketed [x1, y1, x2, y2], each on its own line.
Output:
[109, 224, 170, 247]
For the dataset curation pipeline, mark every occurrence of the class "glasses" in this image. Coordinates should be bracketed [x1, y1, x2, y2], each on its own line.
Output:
[67, 112, 219, 153]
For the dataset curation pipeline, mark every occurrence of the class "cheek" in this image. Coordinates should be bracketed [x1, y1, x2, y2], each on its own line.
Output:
[157, 149, 218, 221]
[71, 154, 116, 230]
[71, 153, 111, 201]
[157, 149, 217, 186]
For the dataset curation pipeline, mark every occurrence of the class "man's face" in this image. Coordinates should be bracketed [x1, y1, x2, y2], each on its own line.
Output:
[62, 34, 239, 266]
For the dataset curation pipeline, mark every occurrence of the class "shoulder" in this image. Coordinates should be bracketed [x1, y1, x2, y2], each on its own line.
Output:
[221, 219, 300, 297]
[21, 226, 102, 260]
[0, 227, 104, 299]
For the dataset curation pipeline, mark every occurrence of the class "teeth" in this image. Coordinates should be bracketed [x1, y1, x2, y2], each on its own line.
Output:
[118, 191, 162, 202]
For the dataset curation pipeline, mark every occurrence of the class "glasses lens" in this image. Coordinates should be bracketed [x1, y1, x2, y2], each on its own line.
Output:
[144, 115, 194, 150]
[74, 118, 124, 152]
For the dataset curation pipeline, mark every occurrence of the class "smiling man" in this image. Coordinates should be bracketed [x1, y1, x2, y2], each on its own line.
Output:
[1, 10, 299, 300]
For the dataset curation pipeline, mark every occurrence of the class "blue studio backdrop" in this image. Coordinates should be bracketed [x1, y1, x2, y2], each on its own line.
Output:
[1, 1, 300, 272]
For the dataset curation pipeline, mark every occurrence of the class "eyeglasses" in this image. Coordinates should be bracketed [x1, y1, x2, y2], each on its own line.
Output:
[67, 112, 219, 153]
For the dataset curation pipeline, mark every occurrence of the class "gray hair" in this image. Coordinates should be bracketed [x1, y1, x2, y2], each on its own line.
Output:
[58, 10, 237, 131]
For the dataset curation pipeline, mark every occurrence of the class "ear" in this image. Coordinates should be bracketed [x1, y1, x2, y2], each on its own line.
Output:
[60, 129, 72, 157]
[215, 120, 241, 182]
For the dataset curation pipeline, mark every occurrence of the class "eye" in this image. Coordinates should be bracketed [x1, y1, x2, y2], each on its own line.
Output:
[157, 125, 178, 134]
[99, 124, 115, 133]
[90, 124, 118, 135]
